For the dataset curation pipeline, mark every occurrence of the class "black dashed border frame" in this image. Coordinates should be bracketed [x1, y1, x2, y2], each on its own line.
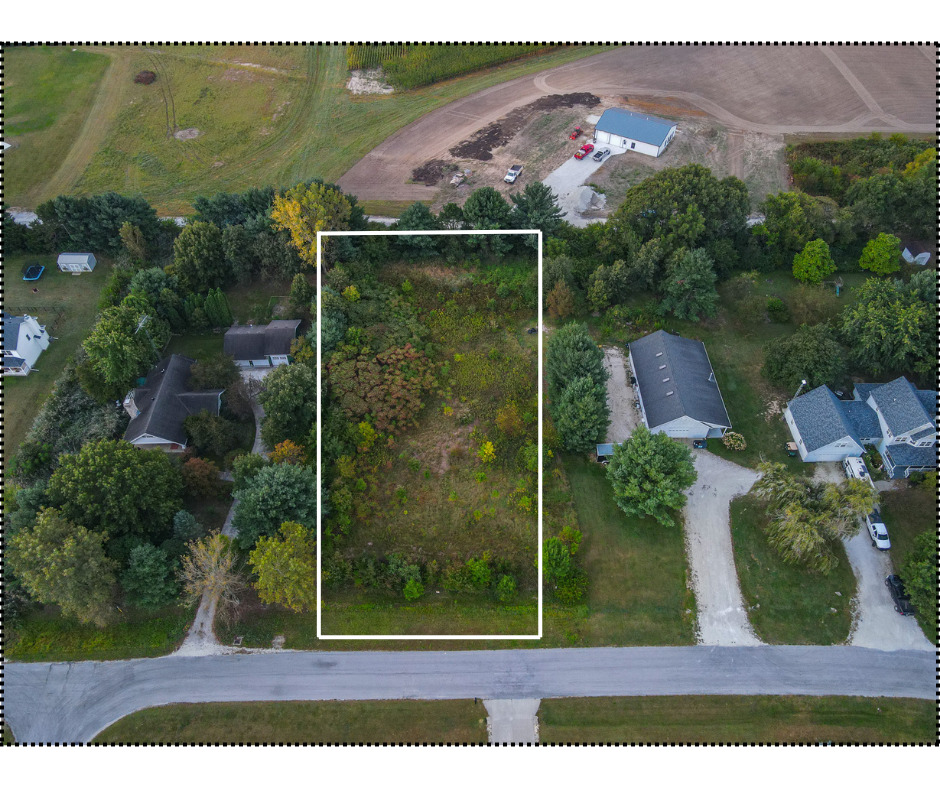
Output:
[0, 39, 937, 748]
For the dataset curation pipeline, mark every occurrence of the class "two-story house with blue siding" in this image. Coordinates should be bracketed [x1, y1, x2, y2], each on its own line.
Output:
[784, 376, 937, 478]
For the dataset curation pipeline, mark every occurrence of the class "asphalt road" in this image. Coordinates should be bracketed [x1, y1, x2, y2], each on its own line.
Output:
[4, 646, 934, 743]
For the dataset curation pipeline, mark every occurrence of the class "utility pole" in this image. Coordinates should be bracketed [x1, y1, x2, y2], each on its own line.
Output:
[792, 378, 808, 402]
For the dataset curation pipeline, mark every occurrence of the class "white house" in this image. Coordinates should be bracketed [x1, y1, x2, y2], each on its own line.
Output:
[3, 313, 51, 376]
[57, 252, 97, 273]
[593, 108, 677, 158]
[784, 377, 936, 478]
[629, 330, 731, 440]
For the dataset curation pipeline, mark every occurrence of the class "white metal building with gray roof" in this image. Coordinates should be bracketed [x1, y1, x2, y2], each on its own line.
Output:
[593, 108, 677, 158]
[628, 330, 731, 440]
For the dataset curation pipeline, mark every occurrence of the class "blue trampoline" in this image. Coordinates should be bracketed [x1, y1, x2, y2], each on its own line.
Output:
[22, 265, 45, 281]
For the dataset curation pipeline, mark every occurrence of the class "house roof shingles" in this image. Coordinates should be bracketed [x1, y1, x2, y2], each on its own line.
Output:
[840, 400, 881, 442]
[2, 313, 24, 352]
[787, 385, 859, 453]
[223, 320, 301, 360]
[596, 108, 676, 147]
[124, 354, 222, 446]
[868, 376, 933, 436]
[630, 330, 731, 430]
[884, 443, 936, 469]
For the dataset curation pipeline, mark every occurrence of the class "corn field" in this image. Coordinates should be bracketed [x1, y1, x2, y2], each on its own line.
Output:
[345, 44, 557, 90]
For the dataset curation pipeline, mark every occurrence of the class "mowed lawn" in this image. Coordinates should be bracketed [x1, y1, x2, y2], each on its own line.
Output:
[665, 271, 871, 472]
[3, 254, 113, 463]
[92, 700, 487, 744]
[7, 44, 607, 215]
[561, 457, 695, 646]
[730, 494, 855, 644]
[538, 696, 936, 744]
[880, 484, 937, 644]
[4, 46, 111, 207]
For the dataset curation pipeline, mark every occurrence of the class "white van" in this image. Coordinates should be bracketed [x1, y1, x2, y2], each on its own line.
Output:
[843, 456, 875, 490]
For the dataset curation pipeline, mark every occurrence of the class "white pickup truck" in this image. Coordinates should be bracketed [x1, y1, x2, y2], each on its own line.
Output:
[504, 165, 523, 184]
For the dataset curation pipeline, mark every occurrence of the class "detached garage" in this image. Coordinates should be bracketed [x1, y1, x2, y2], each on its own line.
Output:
[594, 108, 677, 158]
[629, 330, 731, 440]
[57, 252, 97, 273]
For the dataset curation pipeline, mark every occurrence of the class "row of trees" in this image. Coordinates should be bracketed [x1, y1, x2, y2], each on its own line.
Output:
[546, 323, 610, 453]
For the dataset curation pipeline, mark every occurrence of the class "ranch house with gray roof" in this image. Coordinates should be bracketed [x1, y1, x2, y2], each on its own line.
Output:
[123, 354, 223, 452]
[628, 330, 731, 440]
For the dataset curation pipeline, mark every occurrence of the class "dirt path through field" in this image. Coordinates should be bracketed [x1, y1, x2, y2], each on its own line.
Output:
[339, 45, 934, 203]
[38, 49, 135, 203]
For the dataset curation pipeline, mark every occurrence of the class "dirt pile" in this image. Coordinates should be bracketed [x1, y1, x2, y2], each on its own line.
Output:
[134, 70, 156, 85]
[410, 159, 453, 185]
[448, 92, 600, 161]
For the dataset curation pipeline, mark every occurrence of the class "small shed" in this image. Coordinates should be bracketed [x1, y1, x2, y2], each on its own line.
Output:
[57, 252, 97, 274]
[593, 108, 677, 158]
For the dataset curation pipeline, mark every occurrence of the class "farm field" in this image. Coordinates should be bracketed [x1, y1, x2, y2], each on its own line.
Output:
[2, 253, 114, 461]
[93, 699, 487, 744]
[4, 47, 111, 208]
[538, 695, 936, 744]
[730, 494, 856, 644]
[4, 44, 606, 215]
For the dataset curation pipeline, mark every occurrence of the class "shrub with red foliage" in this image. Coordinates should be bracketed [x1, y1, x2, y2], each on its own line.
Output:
[327, 344, 438, 434]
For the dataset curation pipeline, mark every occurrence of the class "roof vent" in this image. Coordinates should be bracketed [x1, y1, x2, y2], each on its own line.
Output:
[658, 364, 667, 370]
[655, 352, 664, 357]
[708, 372, 716, 383]
[665, 390, 675, 397]
[662, 377, 670, 383]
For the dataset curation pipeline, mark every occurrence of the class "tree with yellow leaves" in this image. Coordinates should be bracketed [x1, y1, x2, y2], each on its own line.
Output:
[271, 182, 353, 268]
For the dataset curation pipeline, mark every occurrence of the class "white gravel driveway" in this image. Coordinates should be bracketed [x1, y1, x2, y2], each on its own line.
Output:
[542, 153, 617, 227]
[845, 531, 932, 651]
[684, 452, 762, 646]
[602, 346, 641, 443]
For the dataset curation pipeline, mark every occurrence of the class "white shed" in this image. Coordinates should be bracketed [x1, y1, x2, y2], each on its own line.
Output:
[593, 108, 677, 158]
[57, 252, 97, 273]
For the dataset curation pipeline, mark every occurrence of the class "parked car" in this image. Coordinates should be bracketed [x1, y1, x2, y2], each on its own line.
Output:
[865, 507, 891, 550]
[569, 126, 582, 140]
[574, 144, 594, 160]
[885, 575, 917, 616]
[692, 439, 708, 449]
[504, 165, 523, 184]
[592, 148, 611, 162]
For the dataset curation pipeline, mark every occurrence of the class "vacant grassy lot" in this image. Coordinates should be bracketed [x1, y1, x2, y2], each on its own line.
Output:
[730, 494, 855, 644]
[6, 605, 194, 663]
[93, 700, 487, 744]
[8, 44, 605, 215]
[562, 457, 696, 645]
[3, 254, 113, 462]
[538, 695, 936, 744]
[165, 331, 224, 361]
[4, 46, 111, 207]
[880, 484, 937, 644]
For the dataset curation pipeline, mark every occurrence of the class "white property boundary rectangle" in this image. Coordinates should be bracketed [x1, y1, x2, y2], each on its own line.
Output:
[316, 229, 543, 640]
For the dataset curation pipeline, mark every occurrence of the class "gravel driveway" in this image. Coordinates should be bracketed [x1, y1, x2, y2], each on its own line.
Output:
[684, 452, 762, 646]
[812, 464, 931, 650]
[542, 153, 620, 226]
[602, 346, 641, 443]
[845, 532, 932, 651]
